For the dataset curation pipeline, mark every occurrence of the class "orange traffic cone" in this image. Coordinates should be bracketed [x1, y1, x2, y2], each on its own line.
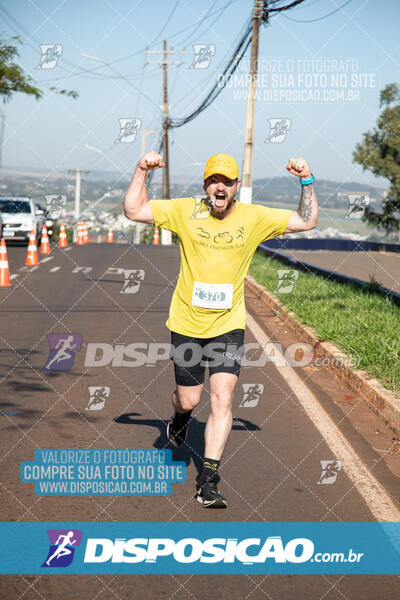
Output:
[25, 229, 40, 266]
[76, 223, 84, 246]
[83, 222, 89, 244]
[0, 239, 11, 287]
[152, 227, 160, 245]
[59, 223, 68, 248]
[107, 227, 114, 243]
[40, 224, 51, 254]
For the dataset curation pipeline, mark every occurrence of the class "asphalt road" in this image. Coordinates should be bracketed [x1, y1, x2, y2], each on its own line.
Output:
[277, 249, 400, 293]
[0, 241, 399, 599]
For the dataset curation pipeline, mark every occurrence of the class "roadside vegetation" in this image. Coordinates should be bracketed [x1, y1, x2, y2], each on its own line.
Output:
[249, 251, 400, 394]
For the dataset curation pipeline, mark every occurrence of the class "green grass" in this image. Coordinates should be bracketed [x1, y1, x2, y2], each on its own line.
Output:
[249, 251, 400, 394]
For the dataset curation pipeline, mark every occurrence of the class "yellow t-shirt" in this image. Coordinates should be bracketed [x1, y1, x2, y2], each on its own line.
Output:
[150, 197, 292, 338]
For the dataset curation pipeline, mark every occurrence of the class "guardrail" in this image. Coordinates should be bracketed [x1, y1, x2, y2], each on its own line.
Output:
[259, 243, 400, 307]
[262, 237, 400, 253]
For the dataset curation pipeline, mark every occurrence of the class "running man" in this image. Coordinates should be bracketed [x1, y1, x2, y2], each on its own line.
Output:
[44, 335, 77, 371]
[45, 531, 77, 566]
[124, 152, 317, 508]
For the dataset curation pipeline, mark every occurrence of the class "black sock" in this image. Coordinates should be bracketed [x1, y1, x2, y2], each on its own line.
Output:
[175, 408, 192, 422]
[198, 457, 220, 484]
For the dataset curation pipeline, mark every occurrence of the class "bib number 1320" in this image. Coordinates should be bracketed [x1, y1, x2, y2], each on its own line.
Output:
[192, 281, 233, 309]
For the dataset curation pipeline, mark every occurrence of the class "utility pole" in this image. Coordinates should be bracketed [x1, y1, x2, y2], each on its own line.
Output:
[68, 169, 90, 221]
[146, 42, 185, 245]
[162, 40, 170, 202]
[239, 0, 264, 205]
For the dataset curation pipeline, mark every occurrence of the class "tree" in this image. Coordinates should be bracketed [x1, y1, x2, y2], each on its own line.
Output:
[0, 35, 78, 103]
[353, 83, 400, 242]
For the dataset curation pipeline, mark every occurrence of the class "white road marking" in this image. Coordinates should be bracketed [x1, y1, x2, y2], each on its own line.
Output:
[72, 266, 92, 274]
[10, 274, 19, 280]
[64, 247, 72, 251]
[18, 265, 40, 272]
[41, 256, 54, 263]
[49, 266, 61, 272]
[246, 311, 400, 522]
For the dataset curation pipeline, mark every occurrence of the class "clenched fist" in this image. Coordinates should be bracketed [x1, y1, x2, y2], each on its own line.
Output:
[286, 157, 311, 179]
[138, 151, 165, 171]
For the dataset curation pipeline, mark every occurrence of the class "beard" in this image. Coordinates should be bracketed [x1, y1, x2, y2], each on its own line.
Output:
[206, 193, 235, 218]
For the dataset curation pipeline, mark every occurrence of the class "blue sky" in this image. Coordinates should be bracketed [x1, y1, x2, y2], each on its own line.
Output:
[1, 0, 400, 190]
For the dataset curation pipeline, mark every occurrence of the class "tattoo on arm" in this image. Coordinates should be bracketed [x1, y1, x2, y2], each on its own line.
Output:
[297, 184, 313, 223]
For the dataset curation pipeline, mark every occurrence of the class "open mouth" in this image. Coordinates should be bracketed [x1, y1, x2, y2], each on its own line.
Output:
[213, 194, 226, 208]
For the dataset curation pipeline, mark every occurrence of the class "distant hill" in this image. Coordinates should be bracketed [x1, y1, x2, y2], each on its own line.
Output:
[0, 170, 386, 211]
[252, 177, 385, 208]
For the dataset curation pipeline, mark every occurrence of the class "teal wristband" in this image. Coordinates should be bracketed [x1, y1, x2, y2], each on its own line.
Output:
[300, 174, 314, 186]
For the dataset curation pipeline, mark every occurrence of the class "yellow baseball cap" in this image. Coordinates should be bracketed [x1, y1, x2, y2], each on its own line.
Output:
[204, 154, 239, 181]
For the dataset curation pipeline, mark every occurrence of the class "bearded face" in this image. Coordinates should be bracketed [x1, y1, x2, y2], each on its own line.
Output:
[203, 174, 240, 218]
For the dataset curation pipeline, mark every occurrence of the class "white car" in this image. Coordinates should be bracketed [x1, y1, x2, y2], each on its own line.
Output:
[0, 197, 44, 244]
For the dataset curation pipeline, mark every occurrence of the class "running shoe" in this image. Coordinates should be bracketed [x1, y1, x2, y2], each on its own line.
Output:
[167, 410, 190, 447]
[195, 471, 227, 508]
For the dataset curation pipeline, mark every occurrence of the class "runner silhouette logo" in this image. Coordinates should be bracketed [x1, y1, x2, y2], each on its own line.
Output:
[42, 334, 82, 372]
[41, 529, 82, 568]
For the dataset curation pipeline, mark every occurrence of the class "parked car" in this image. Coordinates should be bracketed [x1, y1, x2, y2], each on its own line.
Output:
[0, 197, 44, 244]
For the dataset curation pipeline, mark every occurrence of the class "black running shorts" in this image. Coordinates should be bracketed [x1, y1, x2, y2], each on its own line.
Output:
[170, 329, 245, 387]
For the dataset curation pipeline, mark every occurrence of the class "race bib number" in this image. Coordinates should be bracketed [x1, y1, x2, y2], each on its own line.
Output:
[192, 281, 233, 309]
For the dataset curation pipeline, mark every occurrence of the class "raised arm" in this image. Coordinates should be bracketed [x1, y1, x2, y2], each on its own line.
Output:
[123, 151, 165, 224]
[284, 157, 318, 233]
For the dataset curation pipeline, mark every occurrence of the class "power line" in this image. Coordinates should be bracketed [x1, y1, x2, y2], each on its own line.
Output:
[266, 0, 309, 12]
[281, 0, 353, 22]
[171, 15, 252, 114]
[168, 14, 255, 128]
[2, 0, 241, 85]
[69, 0, 242, 81]
[172, 0, 223, 46]
[0, 5, 110, 81]
[0, 3, 177, 85]
[166, 0, 313, 129]
[102, 0, 241, 68]
[151, 0, 181, 43]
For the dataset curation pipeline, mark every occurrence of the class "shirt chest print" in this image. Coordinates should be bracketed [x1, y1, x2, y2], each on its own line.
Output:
[194, 226, 245, 245]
